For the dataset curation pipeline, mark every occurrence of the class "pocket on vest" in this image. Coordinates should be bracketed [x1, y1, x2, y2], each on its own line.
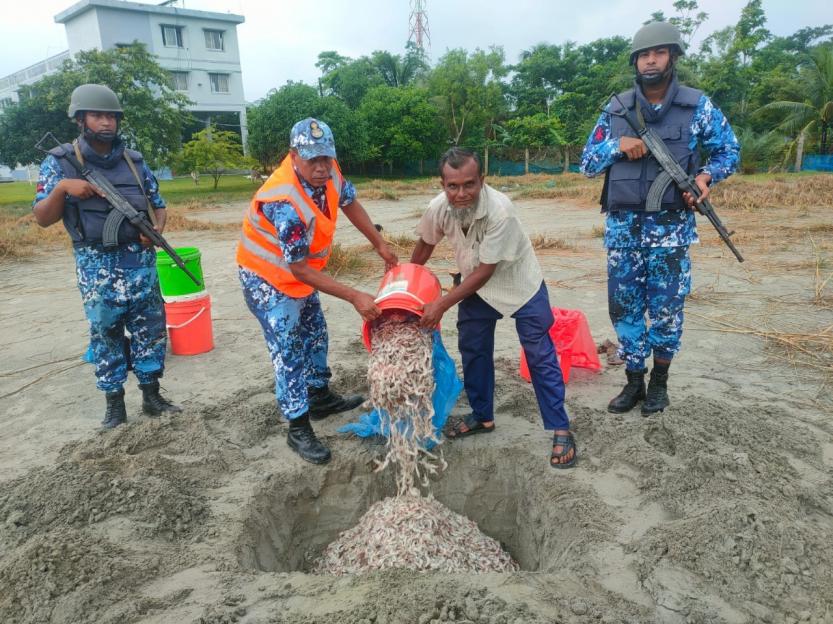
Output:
[609, 161, 644, 206]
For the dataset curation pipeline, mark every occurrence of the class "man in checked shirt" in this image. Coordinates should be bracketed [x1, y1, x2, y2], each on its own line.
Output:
[237, 118, 397, 465]
[580, 22, 739, 417]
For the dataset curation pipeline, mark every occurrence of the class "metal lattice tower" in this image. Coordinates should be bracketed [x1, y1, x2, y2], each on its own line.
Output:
[408, 0, 430, 53]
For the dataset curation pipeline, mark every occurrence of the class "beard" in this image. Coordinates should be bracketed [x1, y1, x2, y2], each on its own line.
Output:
[450, 204, 477, 229]
[637, 61, 674, 87]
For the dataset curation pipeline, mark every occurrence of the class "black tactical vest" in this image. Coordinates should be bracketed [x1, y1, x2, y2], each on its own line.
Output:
[49, 138, 150, 247]
[602, 81, 703, 212]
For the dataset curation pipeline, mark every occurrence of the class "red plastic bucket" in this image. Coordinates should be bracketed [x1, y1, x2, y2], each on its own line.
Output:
[362, 263, 442, 350]
[164, 293, 214, 356]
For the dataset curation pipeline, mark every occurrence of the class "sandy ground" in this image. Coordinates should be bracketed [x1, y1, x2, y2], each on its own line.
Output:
[1, 188, 832, 624]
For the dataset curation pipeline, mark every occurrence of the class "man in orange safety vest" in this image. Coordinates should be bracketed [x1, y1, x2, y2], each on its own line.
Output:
[237, 118, 398, 464]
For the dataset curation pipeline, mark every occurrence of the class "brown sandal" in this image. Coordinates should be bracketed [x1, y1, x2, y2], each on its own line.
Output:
[445, 414, 495, 439]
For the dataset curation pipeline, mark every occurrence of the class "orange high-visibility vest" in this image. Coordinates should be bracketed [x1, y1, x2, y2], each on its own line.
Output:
[237, 155, 343, 297]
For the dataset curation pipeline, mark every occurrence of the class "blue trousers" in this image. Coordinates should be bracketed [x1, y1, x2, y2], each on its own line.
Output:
[75, 247, 166, 392]
[240, 270, 331, 420]
[457, 282, 569, 430]
[607, 246, 691, 371]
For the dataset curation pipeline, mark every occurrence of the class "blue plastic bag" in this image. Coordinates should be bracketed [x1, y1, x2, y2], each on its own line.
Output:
[338, 330, 463, 449]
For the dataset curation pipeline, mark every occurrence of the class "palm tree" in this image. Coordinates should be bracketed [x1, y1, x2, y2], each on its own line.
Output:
[757, 45, 833, 170]
[734, 126, 787, 173]
[370, 45, 429, 88]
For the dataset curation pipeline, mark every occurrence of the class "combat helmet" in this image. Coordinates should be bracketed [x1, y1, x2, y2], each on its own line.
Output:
[67, 84, 123, 119]
[630, 21, 685, 65]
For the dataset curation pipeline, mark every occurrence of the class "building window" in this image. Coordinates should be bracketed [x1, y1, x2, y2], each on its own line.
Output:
[204, 29, 224, 51]
[161, 25, 184, 48]
[170, 71, 189, 91]
[0, 97, 14, 110]
[209, 73, 230, 93]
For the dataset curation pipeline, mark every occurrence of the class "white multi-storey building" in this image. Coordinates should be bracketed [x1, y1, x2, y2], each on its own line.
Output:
[0, 0, 247, 176]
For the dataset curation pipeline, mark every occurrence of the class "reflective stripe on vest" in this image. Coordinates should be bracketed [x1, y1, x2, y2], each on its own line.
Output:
[237, 155, 343, 296]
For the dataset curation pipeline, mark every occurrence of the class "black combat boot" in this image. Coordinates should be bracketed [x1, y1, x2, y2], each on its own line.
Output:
[139, 381, 182, 417]
[287, 413, 331, 464]
[642, 367, 670, 416]
[102, 388, 127, 430]
[308, 385, 363, 421]
[607, 368, 647, 414]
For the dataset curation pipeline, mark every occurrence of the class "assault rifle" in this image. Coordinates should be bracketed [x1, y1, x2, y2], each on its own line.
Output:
[605, 93, 744, 263]
[36, 132, 202, 285]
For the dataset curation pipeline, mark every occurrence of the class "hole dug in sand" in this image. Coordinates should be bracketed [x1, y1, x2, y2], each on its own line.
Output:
[236, 445, 598, 574]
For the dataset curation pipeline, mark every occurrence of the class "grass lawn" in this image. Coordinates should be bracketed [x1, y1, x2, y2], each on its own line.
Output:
[0, 172, 440, 212]
[0, 176, 260, 211]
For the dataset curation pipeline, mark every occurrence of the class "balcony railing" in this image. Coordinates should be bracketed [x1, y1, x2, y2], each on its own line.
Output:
[0, 50, 71, 92]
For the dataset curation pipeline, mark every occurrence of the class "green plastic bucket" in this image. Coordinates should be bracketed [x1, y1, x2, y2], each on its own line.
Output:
[156, 247, 205, 298]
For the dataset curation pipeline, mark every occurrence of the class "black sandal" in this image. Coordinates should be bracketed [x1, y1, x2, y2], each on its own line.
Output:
[550, 432, 577, 469]
[445, 414, 495, 439]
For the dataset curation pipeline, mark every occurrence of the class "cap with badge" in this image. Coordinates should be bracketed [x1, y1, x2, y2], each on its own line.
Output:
[289, 117, 337, 160]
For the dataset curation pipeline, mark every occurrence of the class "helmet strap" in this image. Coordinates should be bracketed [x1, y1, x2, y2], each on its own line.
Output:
[636, 57, 675, 88]
[78, 115, 120, 144]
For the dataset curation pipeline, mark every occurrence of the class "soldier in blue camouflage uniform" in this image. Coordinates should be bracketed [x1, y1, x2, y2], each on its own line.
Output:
[238, 118, 397, 464]
[580, 22, 739, 415]
[33, 84, 180, 429]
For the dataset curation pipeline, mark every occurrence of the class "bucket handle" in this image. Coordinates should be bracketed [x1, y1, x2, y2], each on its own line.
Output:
[166, 305, 206, 330]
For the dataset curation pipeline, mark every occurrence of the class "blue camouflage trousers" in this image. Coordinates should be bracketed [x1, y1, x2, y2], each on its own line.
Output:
[75, 245, 167, 392]
[239, 268, 331, 420]
[607, 246, 691, 371]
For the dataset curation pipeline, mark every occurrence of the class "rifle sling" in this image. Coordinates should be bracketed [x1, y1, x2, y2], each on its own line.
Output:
[71, 139, 156, 247]
[633, 107, 680, 213]
[122, 150, 158, 227]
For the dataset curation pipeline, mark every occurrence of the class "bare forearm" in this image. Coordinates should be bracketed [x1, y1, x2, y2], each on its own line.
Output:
[410, 238, 435, 265]
[154, 208, 167, 233]
[437, 263, 496, 310]
[289, 261, 361, 304]
[32, 181, 67, 227]
[342, 200, 385, 249]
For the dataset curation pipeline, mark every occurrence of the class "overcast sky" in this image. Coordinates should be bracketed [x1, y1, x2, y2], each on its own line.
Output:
[1, 0, 830, 102]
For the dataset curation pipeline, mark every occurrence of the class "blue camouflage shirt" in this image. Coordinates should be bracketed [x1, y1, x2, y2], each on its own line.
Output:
[580, 93, 739, 249]
[34, 154, 166, 209]
[238, 169, 356, 295]
[34, 152, 166, 267]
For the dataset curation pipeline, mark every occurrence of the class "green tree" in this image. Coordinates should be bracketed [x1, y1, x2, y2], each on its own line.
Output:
[315, 51, 350, 75]
[511, 43, 568, 116]
[246, 82, 368, 170]
[317, 54, 384, 109]
[646, 1, 709, 47]
[734, 126, 786, 173]
[178, 125, 255, 189]
[756, 45, 833, 167]
[370, 44, 429, 88]
[0, 43, 191, 168]
[733, 0, 771, 65]
[697, 1, 772, 125]
[512, 37, 629, 120]
[246, 82, 319, 168]
[503, 113, 567, 173]
[359, 85, 443, 174]
[428, 47, 508, 147]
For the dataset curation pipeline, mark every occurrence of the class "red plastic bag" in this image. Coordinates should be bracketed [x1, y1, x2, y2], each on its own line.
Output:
[519, 307, 602, 384]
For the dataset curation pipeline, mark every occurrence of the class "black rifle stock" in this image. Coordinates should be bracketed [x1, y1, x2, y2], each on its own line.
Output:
[36, 133, 202, 285]
[606, 94, 744, 263]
